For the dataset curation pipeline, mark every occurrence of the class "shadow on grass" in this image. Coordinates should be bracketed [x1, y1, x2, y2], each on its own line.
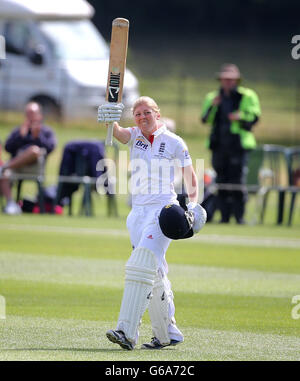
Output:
[3, 346, 177, 352]
[3, 347, 126, 353]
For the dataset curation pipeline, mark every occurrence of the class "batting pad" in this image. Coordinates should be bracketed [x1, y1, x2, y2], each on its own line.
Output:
[148, 273, 174, 345]
[117, 247, 157, 343]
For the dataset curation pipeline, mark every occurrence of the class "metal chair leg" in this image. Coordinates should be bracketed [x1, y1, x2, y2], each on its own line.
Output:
[260, 190, 270, 224]
[68, 196, 73, 216]
[16, 180, 23, 202]
[37, 181, 45, 214]
[107, 194, 118, 217]
[80, 183, 92, 216]
[288, 191, 297, 226]
[277, 190, 285, 225]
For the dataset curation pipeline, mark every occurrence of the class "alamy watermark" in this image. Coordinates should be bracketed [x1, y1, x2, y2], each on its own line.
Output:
[95, 153, 205, 201]
[0, 295, 5, 319]
[291, 295, 300, 320]
[291, 35, 300, 59]
[0, 35, 5, 59]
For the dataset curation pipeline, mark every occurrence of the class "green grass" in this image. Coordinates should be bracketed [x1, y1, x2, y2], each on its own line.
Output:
[0, 213, 299, 361]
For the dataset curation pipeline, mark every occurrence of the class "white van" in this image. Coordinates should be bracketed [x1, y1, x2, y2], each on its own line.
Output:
[0, 0, 139, 120]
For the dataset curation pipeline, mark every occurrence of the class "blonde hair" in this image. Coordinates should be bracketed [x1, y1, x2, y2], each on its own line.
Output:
[132, 96, 160, 114]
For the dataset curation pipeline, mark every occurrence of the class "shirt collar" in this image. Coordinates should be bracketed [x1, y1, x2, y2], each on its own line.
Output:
[137, 124, 167, 143]
[153, 124, 167, 137]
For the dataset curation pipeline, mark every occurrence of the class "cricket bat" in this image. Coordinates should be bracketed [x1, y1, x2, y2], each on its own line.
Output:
[105, 18, 129, 146]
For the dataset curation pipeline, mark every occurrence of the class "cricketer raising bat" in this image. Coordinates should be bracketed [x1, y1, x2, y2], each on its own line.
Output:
[105, 18, 129, 146]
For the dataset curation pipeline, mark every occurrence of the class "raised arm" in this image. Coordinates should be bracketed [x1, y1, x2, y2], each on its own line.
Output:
[112, 122, 131, 144]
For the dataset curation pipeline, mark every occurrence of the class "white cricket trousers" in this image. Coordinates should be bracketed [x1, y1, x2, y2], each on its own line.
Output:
[125, 203, 184, 342]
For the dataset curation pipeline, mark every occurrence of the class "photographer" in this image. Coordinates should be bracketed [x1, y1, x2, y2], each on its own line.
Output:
[201, 64, 261, 224]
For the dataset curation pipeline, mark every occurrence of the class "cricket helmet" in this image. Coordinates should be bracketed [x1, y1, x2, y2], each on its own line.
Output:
[159, 204, 194, 240]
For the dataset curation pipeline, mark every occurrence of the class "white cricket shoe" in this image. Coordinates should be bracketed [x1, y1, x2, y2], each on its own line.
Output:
[3, 200, 22, 215]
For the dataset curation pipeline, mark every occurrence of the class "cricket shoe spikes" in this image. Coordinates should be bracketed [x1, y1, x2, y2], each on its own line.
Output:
[141, 337, 182, 350]
[106, 329, 134, 350]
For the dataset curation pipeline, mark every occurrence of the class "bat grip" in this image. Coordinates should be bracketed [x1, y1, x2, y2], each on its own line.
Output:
[105, 122, 114, 146]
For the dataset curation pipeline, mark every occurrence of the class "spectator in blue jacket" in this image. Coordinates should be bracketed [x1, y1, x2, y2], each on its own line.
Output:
[5, 101, 56, 163]
[0, 102, 56, 214]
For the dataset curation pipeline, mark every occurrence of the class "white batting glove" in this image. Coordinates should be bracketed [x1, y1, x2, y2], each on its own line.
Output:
[97, 102, 124, 123]
[187, 202, 207, 233]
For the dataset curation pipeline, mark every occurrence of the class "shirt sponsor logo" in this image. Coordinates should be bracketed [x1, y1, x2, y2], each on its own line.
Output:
[135, 138, 149, 151]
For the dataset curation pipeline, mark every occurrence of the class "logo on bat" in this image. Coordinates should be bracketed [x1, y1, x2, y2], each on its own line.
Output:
[108, 72, 120, 102]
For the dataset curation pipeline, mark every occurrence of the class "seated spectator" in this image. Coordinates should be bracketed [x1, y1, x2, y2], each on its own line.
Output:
[0, 102, 56, 214]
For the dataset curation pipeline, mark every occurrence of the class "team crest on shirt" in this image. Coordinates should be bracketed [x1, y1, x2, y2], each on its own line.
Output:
[154, 141, 171, 159]
[135, 137, 149, 151]
[158, 142, 165, 154]
[183, 149, 191, 159]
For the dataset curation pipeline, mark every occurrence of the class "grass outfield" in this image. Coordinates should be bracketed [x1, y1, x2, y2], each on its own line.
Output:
[0, 213, 299, 361]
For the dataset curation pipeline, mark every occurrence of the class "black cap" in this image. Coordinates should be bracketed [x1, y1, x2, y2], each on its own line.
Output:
[159, 204, 194, 240]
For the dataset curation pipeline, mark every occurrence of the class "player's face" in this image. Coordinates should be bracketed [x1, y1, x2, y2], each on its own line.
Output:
[133, 103, 160, 134]
[220, 78, 238, 92]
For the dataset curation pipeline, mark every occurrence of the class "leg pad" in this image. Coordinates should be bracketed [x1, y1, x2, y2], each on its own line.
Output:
[117, 247, 157, 343]
[148, 272, 174, 345]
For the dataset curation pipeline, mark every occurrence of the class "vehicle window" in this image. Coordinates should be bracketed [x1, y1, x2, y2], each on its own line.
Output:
[39, 20, 109, 60]
[4, 21, 32, 55]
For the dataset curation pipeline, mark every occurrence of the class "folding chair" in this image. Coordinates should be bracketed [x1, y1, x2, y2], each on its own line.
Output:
[246, 144, 287, 224]
[246, 146, 264, 224]
[285, 147, 300, 226]
[260, 144, 287, 224]
[14, 148, 47, 213]
[55, 140, 118, 217]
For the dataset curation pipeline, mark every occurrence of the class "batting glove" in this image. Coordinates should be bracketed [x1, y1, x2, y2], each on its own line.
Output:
[97, 102, 124, 123]
[187, 202, 207, 233]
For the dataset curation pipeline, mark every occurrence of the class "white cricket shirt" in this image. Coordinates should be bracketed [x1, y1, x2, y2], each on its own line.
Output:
[127, 124, 192, 206]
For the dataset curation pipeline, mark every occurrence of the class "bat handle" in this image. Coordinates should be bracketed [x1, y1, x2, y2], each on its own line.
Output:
[105, 122, 114, 146]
